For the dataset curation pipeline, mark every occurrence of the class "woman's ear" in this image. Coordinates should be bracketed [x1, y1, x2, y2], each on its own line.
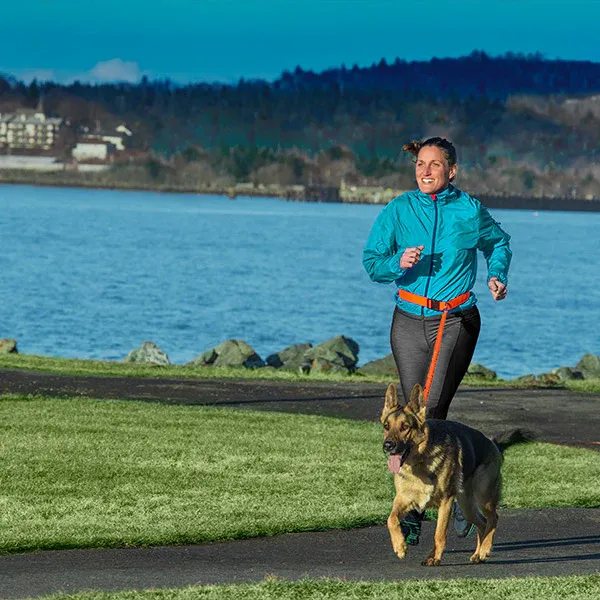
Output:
[449, 164, 458, 182]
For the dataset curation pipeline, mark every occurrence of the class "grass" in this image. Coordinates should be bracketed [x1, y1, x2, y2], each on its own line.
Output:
[23, 575, 600, 600]
[0, 395, 598, 555]
[1, 353, 599, 392]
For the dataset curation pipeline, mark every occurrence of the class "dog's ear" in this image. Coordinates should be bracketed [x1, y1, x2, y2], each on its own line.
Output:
[407, 383, 427, 424]
[381, 383, 399, 422]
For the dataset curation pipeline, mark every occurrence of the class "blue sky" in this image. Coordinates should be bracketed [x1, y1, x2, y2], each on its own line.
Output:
[2, 0, 599, 84]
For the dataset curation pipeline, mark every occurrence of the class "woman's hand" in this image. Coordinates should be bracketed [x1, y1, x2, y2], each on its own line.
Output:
[400, 245, 424, 269]
[488, 277, 507, 301]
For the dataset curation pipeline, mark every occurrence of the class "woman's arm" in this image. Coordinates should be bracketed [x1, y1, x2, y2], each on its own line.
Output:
[477, 205, 512, 286]
[362, 204, 407, 284]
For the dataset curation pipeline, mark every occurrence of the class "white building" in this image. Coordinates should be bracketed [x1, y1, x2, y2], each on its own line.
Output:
[82, 123, 133, 151]
[72, 139, 115, 161]
[0, 109, 63, 151]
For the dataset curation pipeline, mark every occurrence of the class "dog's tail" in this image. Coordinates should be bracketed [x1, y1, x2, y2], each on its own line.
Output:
[492, 428, 536, 454]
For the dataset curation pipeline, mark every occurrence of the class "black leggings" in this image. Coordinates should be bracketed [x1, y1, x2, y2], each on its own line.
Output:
[390, 305, 481, 420]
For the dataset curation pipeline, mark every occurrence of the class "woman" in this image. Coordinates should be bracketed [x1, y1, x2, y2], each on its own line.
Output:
[362, 137, 512, 544]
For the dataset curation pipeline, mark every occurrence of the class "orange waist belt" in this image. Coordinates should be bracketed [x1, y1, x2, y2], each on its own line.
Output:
[398, 290, 471, 312]
[397, 290, 471, 403]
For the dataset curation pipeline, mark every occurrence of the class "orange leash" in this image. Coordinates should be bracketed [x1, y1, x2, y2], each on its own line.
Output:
[397, 290, 471, 404]
[423, 310, 448, 403]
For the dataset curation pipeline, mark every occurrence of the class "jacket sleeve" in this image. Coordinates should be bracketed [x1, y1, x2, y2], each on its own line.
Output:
[362, 203, 406, 283]
[477, 205, 512, 284]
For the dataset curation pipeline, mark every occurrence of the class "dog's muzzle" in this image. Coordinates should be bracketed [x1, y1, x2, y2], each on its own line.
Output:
[384, 440, 411, 474]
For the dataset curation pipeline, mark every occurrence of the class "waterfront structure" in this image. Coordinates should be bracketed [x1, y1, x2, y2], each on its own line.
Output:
[72, 139, 116, 161]
[81, 123, 132, 151]
[0, 109, 63, 151]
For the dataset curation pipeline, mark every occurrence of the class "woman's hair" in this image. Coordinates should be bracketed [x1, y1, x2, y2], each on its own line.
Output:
[402, 137, 457, 167]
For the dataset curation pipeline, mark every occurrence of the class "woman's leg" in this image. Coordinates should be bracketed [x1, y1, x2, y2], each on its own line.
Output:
[389, 307, 432, 545]
[423, 307, 481, 420]
[390, 307, 431, 405]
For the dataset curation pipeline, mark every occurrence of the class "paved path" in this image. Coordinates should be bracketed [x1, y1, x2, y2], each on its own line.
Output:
[2, 369, 599, 448]
[0, 370, 599, 598]
[1, 509, 599, 598]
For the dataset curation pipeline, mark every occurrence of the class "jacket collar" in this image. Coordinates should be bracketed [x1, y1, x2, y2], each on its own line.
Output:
[416, 184, 458, 205]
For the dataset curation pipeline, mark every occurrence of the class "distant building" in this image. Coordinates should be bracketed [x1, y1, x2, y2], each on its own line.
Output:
[0, 109, 63, 151]
[81, 122, 133, 151]
[72, 139, 116, 162]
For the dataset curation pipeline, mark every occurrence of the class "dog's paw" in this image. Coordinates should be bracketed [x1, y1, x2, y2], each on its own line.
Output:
[421, 556, 441, 566]
[469, 552, 489, 564]
[392, 543, 407, 559]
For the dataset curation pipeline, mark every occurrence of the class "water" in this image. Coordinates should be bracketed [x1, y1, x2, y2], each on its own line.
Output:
[1, 184, 598, 379]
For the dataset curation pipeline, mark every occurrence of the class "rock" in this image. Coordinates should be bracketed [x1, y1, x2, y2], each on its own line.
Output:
[575, 353, 600, 379]
[512, 374, 536, 383]
[467, 362, 497, 379]
[124, 341, 170, 365]
[304, 335, 360, 374]
[187, 340, 265, 369]
[266, 343, 313, 372]
[357, 353, 398, 377]
[551, 366, 585, 381]
[0, 338, 18, 354]
[535, 372, 561, 385]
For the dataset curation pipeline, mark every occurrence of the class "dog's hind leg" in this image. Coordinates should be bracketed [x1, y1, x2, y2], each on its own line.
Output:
[472, 500, 498, 563]
[469, 465, 501, 563]
[421, 496, 453, 566]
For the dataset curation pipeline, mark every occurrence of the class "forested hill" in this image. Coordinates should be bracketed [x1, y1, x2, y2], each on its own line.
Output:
[2, 52, 600, 199]
[274, 51, 600, 99]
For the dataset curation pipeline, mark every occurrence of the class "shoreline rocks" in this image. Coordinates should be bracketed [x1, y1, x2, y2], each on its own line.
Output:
[187, 340, 266, 369]
[0, 338, 18, 354]
[2, 336, 599, 381]
[123, 341, 170, 365]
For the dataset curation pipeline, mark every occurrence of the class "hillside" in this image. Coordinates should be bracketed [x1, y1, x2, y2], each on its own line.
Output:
[1, 51, 600, 199]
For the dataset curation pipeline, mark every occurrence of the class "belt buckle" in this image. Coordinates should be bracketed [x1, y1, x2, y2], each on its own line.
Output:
[427, 298, 442, 311]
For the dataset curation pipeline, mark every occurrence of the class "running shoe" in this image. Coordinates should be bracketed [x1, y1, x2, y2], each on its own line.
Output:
[453, 501, 476, 538]
[400, 510, 422, 545]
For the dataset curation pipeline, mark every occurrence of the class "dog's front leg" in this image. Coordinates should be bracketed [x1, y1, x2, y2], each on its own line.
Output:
[387, 497, 410, 559]
[422, 497, 453, 566]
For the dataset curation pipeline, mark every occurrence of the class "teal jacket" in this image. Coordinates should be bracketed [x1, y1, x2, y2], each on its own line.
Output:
[362, 185, 512, 317]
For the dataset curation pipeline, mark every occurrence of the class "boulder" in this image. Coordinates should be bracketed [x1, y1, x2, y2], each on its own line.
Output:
[535, 372, 561, 385]
[575, 353, 600, 379]
[187, 340, 265, 369]
[467, 362, 497, 379]
[266, 343, 313, 372]
[357, 353, 398, 377]
[124, 341, 170, 365]
[304, 335, 359, 374]
[0, 338, 18, 354]
[512, 374, 536, 384]
[551, 366, 585, 381]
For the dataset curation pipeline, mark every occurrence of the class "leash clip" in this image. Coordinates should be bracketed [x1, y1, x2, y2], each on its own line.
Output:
[426, 298, 444, 311]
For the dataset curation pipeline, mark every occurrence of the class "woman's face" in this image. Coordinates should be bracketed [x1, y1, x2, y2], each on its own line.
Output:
[415, 145, 457, 195]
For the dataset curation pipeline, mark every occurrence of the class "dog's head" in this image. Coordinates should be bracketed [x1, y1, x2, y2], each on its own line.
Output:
[381, 383, 427, 473]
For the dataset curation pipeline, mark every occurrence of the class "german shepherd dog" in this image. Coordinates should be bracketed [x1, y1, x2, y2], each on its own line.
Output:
[381, 382, 532, 566]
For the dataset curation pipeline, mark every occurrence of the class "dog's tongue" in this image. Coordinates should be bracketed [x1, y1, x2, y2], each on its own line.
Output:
[387, 454, 403, 474]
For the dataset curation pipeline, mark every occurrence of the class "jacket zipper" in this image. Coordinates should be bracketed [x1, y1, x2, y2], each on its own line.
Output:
[422, 194, 438, 318]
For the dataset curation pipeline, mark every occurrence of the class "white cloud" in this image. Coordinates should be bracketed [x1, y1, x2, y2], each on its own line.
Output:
[88, 59, 144, 83]
[3, 60, 154, 85]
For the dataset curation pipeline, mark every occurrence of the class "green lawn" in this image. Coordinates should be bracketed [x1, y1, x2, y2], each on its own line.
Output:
[0, 395, 598, 554]
[1, 353, 599, 392]
[26, 575, 600, 600]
